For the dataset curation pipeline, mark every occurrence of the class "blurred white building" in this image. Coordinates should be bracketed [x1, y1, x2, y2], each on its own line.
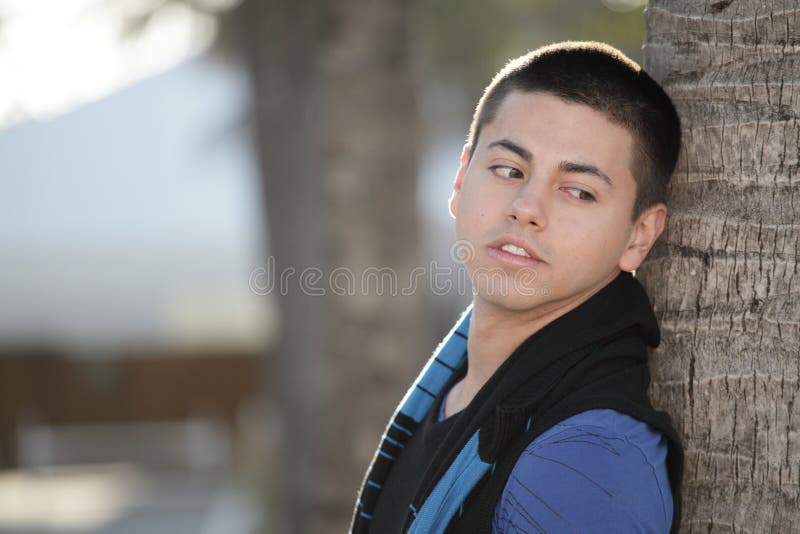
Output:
[0, 1, 275, 354]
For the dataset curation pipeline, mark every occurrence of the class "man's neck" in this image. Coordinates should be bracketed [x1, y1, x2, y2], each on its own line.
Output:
[444, 302, 548, 417]
[445, 272, 621, 418]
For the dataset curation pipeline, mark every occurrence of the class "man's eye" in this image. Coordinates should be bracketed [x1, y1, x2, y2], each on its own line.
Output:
[564, 187, 596, 202]
[491, 165, 524, 179]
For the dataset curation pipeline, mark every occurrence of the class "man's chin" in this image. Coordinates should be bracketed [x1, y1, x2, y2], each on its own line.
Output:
[473, 291, 553, 314]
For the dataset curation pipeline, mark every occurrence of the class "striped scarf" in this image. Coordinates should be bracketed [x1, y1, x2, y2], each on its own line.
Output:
[350, 304, 487, 534]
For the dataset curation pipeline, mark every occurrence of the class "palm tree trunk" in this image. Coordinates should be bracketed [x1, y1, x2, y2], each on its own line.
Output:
[238, 1, 427, 532]
[641, 1, 800, 530]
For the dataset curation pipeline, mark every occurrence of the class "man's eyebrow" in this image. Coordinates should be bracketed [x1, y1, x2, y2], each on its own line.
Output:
[486, 139, 532, 162]
[559, 161, 614, 187]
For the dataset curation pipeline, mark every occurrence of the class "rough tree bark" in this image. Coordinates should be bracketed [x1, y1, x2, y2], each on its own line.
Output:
[239, 1, 427, 532]
[641, 1, 800, 531]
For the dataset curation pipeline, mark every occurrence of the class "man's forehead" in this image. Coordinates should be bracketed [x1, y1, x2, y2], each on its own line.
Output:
[492, 91, 615, 129]
[483, 93, 630, 150]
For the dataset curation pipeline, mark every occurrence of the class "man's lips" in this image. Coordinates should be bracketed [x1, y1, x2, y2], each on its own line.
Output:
[487, 235, 544, 263]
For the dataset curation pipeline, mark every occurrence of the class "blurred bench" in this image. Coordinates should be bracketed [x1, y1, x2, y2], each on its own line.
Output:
[0, 348, 264, 468]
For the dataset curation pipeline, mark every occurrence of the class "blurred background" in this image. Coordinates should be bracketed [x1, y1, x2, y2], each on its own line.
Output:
[0, 0, 646, 532]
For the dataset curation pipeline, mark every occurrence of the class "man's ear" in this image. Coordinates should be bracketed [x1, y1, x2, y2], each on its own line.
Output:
[618, 203, 667, 272]
[448, 145, 471, 219]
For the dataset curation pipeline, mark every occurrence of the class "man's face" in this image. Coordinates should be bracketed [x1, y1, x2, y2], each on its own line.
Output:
[449, 90, 663, 318]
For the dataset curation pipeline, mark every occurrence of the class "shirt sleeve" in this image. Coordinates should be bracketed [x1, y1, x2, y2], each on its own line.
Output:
[492, 408, 673, 534]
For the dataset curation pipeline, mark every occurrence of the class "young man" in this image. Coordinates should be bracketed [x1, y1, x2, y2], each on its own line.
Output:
[352, 41, 684, 533]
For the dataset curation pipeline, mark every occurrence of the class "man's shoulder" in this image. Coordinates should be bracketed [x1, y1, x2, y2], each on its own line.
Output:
[493, 408, 673, 533]
[535, 408, 667, 446]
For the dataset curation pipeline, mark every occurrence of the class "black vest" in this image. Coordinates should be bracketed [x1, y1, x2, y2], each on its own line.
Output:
[368, 273, 684, 533]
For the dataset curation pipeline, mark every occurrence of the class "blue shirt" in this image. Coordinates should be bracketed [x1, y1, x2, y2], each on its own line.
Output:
[438, 401, 672, 533]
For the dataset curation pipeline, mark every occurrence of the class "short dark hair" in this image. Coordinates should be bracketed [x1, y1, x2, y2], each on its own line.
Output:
[466, 41, 681, 219]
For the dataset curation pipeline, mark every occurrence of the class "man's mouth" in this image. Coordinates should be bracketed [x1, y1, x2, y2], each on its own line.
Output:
[488, 235, 544, 263]
[486, 236, 545, 268]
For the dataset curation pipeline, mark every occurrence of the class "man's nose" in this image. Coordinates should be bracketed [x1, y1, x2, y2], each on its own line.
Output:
[507, 179, 547, 228]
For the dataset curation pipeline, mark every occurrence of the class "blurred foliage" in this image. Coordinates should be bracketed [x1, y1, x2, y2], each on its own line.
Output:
[414, 0, 646, 128]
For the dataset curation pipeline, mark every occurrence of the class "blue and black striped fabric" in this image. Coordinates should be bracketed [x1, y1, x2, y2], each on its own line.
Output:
[351, 305, 481, 533]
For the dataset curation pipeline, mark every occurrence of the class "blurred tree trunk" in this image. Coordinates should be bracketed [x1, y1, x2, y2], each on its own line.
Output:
[641, 1, 800, 531]
[238, 1, 427, 532]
